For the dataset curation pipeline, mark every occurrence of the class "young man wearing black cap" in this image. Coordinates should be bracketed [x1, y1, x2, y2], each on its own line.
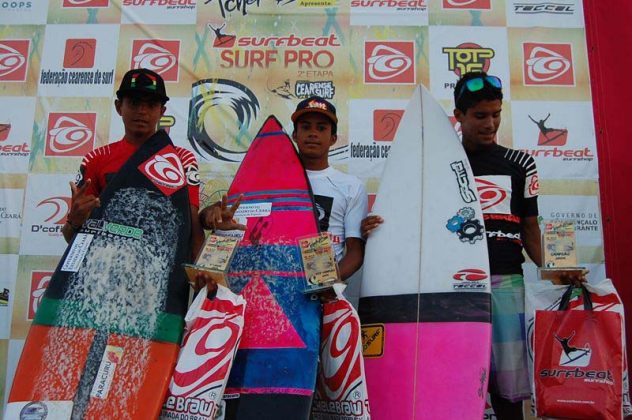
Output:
[62, 68, 205, 256]
[291, 96, 368, 281]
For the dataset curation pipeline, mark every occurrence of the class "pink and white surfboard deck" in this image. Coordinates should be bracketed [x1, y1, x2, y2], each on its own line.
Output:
[358, 85, 492, 419]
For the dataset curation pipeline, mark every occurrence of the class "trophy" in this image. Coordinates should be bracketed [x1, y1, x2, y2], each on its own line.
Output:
[539, 220, 587, 284]
[182, 234, 240, 288]
[299, 233, 339, 295]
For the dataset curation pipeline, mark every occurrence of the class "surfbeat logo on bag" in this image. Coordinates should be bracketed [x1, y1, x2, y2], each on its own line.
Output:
[555, 331, 591, 367]
[163, 297, 245, 419]
[131, 40, 179, 81]
[523, 43, 574, 86]
[539, 329, 613, 384]
[364, 41, 415, 84]
[313, 302, 370, 419]
[0, 40, 29, 81]
[138, 146, 186, 196]
[45, 113, 96, 157]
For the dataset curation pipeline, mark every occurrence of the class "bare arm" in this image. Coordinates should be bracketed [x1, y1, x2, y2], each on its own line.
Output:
[63, 180, 100, 243]
[522, 215, 542, 267]
[199, 194, 247, 232]
[337, 237, 365, 281]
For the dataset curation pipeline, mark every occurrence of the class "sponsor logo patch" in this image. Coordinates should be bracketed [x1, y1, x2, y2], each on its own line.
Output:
[361, 324, 384, 358]
[365, 41, 415, 84]
[131, 40, 179, 81]
[523, 42, 574, 86]
[138, 145, 186, 195]
[45, 113, 96, 157]
[453, 268, 488, 289]
[0, 40, 29, 81]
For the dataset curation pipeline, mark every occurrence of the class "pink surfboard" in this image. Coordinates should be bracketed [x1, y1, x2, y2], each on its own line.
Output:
[358, 85, 492, 419]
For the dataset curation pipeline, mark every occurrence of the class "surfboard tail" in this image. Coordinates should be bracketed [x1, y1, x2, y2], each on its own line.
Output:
[8, 324, 180, 419]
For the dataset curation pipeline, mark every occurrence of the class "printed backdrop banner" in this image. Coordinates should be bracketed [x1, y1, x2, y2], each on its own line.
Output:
[0, 1, 611, 416]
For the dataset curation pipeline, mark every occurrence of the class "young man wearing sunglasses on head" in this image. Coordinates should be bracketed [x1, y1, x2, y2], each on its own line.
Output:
[453, 71, 540, 419]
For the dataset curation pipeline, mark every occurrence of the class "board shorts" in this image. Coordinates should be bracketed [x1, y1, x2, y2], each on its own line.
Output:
[488, 273, 531, 402]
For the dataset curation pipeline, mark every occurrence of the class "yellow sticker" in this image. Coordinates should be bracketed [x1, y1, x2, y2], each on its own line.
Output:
[361, 324, 384, 358]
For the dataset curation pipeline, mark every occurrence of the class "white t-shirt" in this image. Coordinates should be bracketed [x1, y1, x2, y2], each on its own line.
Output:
[306, 166, 368, 261]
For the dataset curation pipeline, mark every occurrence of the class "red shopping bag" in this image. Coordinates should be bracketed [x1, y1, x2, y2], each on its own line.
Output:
[534, 285, 624, 420]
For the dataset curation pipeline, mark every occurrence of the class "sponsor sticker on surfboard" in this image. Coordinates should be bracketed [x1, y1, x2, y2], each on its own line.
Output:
[361, 324, 384, 358]
[5, 400, 74, 418]
[61, 233, 94, 272]
[233, 202, 272, 219]
[90, 345, 124, 399]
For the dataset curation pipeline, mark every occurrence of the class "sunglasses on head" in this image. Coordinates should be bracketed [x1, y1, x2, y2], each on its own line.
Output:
[456, 75, 502, 103]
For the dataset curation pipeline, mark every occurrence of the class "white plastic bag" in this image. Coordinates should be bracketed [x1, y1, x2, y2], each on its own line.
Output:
[161, 285, 246, 420]
[312, 283, 371, 420]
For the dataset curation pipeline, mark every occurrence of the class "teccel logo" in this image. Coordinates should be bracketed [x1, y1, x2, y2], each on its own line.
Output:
[453, 268, 488, 281]
[45, 113, 96, 157]
[453, 268, 488, 289]
[0, 40, 29, 81]
[131, 40, 179, 81]
[365, 41, 415, 84]
[523, 43, 574, 86]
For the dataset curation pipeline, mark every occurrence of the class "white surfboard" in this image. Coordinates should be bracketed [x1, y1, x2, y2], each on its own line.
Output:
[359, 85, 491, 419]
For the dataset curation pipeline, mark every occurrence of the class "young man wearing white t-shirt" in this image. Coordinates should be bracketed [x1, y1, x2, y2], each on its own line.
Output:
[291, 96, 368, 281]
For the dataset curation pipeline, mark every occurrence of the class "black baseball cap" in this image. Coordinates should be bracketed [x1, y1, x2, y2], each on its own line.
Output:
[116, 68, 169, 103]
[291, 96, 337, 125]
